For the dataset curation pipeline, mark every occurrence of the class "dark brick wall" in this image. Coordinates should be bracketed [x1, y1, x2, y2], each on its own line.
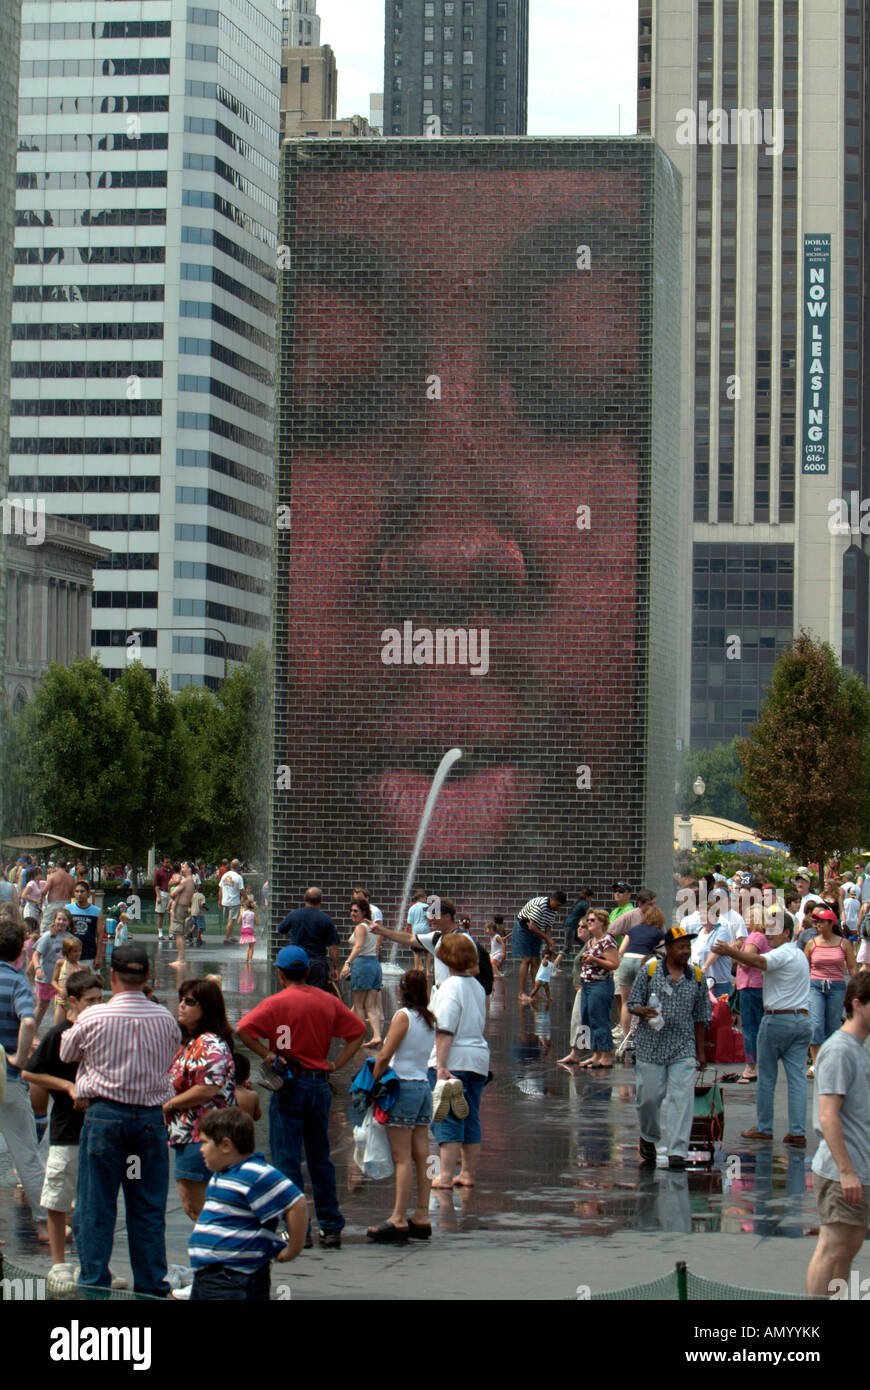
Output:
[271, 138, 681, 939]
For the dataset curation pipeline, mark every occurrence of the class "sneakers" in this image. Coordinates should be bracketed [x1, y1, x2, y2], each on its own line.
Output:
[639, 1139, 657, 1168]
[319, 1229, 341, 1250]
[171, 1285, 192, 1300]
[668, 1155, 687, 1170]
[47, 1263, 77, 1294]
[432, 1078, 463, 1122]
[450, 1086, 469, 1119]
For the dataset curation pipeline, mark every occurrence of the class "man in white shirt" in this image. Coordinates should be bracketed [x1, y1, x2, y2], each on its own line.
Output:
[690, 906, 734, 997]
[793, 868, 819, 926]
[373, 898, 477, 990]
[711, 887, 747, 942]
[218, 860, 245, 943]
[713, 915, 811, 1145]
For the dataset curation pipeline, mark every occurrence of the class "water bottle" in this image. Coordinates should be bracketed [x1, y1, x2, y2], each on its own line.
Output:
[647, 992, 665, 1031]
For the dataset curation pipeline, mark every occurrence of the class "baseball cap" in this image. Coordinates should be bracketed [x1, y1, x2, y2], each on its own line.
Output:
[664, 926, 689, 945]
[276, 945, 309, 974]
[844, 883, 859, 896]
[795, 866, 812, 879]
[111, 943, 149, 977]
[812, 908, 838, 924]
[611, 880, 632, 894]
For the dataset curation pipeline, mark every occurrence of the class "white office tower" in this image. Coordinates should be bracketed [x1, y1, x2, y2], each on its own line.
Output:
[281, 0, 319, 48]
[10, 1, 280, 688]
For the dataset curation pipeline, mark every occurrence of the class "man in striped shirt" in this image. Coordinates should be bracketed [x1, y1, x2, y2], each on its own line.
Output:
[189, 1106, 307, 1300]
[60, 942, 181, 1297]
[514, 892, 566, 999]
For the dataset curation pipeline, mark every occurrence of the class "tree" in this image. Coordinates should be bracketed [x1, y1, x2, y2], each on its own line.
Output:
[112, 662, 193, 863]
[677, 738, 749, 824]
[9, 658, 144, 851]
[737, 632, 870, 870]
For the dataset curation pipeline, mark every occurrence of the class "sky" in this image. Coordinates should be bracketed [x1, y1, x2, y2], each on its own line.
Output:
[315, 0, 639, 136]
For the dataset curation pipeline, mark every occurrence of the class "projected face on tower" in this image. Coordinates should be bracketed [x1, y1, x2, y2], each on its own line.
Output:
[280, 157, 647, 916]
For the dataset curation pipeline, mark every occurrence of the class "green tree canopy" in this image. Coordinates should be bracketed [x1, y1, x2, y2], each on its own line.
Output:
[676, 738, 749, 825]
[737, 631, 870, 868]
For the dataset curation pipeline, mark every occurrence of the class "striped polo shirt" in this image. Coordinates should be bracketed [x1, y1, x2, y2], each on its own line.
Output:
[59, 989, 180, 1106]
[519, 897, 558, 932]
[189, 1154, 304, 1272]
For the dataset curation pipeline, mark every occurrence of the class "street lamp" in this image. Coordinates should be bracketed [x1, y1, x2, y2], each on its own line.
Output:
[693, 776, 706, 799]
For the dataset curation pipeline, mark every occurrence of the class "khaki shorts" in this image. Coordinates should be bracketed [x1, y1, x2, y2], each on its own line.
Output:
[41, 1144, 79, 1212]
[156, 890, 170, 913]
[813, 1172, 870, 1229]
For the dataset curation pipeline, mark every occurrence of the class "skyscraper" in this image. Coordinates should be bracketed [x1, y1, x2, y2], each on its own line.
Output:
[0, 0, 20, 701]
[280, 0, 320, 49]
[640, 1, 868, 747]
[385, 0, 529, 137]
[9, 0, 280, 689]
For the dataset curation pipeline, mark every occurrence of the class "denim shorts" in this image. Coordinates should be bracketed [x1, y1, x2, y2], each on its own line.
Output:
[513, 918, 542, 959]
[174, 1140, 210, 1182]
[386, 1079, 433, 1127]
[350, 956, 383, 991]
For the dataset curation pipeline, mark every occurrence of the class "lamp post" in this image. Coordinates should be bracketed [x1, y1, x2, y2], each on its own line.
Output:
[127, 626, 229, 683]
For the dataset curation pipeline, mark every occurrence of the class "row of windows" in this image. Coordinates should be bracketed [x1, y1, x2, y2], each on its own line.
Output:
[17, 208, 166, 228]
[176, 411, 270, 457]
[20, 59, 170, 77]
[176, 485, 270, 527]
[182, 188, 275, 252]
[178, 373, 271, 421]
[11, 399, 162, 416]
[179, 298, 274, 353]
[186, 44, 275, 109]
[176, 447, 269, 492]
[175, 523, 269, 560]
[190, 0, 278, 42]
[182, 152, 276, 216]
[420, 2, 482, 14]
[393, 74, 492, 91]
[175, 559, 268, 595]
[22, 21, 171, 39]
[180, 262, 274, 317]
[17, 172, 168, 190]
[93, 592, 158, 608]
[18, 133, 168, 153]
[178, 336, 273, 385]
[185, 81, 276, 146]
[184, 116, 278, 183]
[14, 246, 165, 265]
[11, 360, 163, 379]
[13, 321, 164, 342]
[10, 436, 161, 454]
[181, 224, 274, 285]
[62, 514, 159, 530]
[173, 595, 269, 629]
[172, 635, 250, 661]
[187, 10, 279, 80]
[14, 283, 164, 302]
[94, 629, 158, 647]
[10, 474, 159, 492]
[19, 95, 169, 116]
[96, 552, 158, 571]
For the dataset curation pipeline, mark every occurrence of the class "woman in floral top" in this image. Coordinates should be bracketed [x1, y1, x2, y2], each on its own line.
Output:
[163, 976, 236, 1220]
[576, 909, 620, 1070]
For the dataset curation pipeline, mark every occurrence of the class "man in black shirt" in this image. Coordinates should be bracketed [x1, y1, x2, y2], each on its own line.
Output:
[277, 887, 339, 992]
[21, 969, 104, 1290]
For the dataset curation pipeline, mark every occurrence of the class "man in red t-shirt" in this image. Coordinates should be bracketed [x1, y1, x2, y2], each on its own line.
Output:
[236, 945, 365, 1248]
[153, 856, 172, 941]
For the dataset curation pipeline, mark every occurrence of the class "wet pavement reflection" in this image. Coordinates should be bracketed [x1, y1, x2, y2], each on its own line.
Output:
[0, 942, 821, 1279]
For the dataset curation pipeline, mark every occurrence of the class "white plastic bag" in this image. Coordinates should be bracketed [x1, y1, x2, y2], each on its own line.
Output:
[352, 1108, 394, 1179]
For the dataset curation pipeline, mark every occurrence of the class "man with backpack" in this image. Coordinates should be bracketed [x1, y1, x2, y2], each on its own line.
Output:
[628, 925, 712, 1170]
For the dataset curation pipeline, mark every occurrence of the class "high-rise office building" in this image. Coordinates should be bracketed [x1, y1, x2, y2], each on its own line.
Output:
[0, 0, 20, 701]
[384, 0, 529, 137]
[281, 0, 320, 49]
[640, 1, 869, 747]
[9, 0, 280, 690]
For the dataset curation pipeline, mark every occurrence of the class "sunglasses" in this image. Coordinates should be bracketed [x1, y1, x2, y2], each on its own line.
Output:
[179, 997, 198, 1007]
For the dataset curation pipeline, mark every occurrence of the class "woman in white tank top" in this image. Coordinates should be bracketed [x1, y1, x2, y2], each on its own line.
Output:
[366, 969, 436, 1243]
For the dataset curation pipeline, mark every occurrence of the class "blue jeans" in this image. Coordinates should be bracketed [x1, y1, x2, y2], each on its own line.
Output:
[755, 1013, 812, 1137]
[428, 1069, 486, 1144]
[268, 1074, 343, 1233]
[74, 1100, 169, 1298]
[739, 987, 764, 1063]
[581, 977, 615, 1052]
[809, 979, 846, 1046]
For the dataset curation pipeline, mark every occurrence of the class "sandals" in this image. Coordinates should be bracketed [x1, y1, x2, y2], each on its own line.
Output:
[737, 1074, 756, 1084]
[366, 1222, 409, 1243]
[407, 1219, 432, 1240]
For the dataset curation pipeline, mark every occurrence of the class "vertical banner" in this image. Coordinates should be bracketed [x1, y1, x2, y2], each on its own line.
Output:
[801, 233, 831, 475]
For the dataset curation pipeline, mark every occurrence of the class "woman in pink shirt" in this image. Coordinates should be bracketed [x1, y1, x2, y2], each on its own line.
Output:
[735, 905, 771, 1083]
[805, 907, 857, 1076]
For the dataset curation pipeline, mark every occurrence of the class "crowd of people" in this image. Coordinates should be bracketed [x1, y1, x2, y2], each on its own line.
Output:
[0, 855, 869, 1301]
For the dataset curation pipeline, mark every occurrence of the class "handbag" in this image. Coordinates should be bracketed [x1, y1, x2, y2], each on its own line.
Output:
[352, 1107, 394, 1180]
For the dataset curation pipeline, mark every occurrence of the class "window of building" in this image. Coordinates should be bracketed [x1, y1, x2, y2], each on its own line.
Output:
[424, 1, 434, 14]
[392, 96, 402, 112]
[497, 2, 507, 14]
[443, 73, 453, 87]
[462, 124, 473, 134]
[495, 98, 505, 114]
[444, 50, 453, 63]
[443, 25, 454, 38]
[463, 2, 473, 14]
[445, 2, 454, 14]
[394, 2, 402, 15]
[462, 75, 472, 88]
[463, 27, 473, 40]
[393, 52, 402, 65]
[461, 98, 472, 113]
[423, 74, 433, 88]
[495, 51, 506, 65]
[423, 99, 433, 114]
[424, 50, 433, 64]
[463, 49, 473, 64]
[424, 25, 434, 40]
[391, 123, 401, 134]
[495, 74, 505, 88]
[392, 76, 402, 89]
[442, 98, 453, 112]
[300, 65, 309, 81]
[496, 26, 506, 40]
[494, 124, 506, 134]
[393, 25, 401, 40]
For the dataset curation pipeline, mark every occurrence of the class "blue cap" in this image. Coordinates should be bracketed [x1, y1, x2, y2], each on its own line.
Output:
[276, 945, 309, 973]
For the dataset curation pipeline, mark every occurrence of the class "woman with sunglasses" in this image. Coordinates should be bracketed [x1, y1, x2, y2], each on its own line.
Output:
[805, 909, 858, 1078]
[575, 909, 620, 1069]
[163, 977, 236, 1220]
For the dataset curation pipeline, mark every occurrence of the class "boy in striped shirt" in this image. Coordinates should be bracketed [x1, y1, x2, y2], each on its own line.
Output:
[189, 1107, 307, 1300]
